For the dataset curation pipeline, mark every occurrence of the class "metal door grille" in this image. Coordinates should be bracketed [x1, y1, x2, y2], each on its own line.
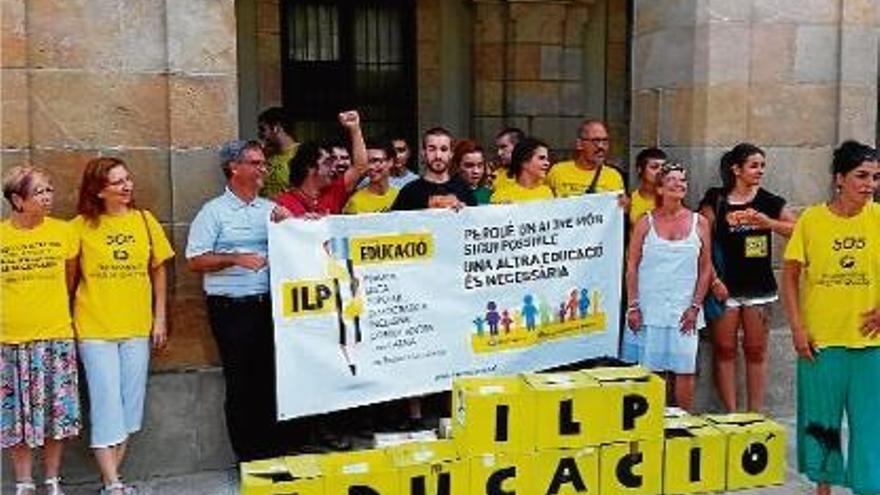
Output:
[281, 0, 416, 143]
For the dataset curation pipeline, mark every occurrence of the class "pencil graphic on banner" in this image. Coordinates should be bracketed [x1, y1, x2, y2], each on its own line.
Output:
[331, 236, 363, 343]
[324, 240, 357, 376]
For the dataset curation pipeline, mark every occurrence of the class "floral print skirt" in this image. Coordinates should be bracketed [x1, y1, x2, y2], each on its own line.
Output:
[1, 339, 81, 448]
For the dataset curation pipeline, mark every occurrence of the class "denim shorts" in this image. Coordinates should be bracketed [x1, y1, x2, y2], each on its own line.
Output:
[78, 338, 150, 448]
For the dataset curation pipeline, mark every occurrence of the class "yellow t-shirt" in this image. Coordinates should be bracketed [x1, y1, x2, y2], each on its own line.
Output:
[491, 168, 517, 191]
[546, 160, 625, 198]
[262, 144, 299, 199]
[343, 187, 399, 214]
[72, 210, 175, 340]
[490, 183, 555, 204]
[629, 189, 656, 224]
[783, 203, 880, 348]
[1, 218, 78, 343]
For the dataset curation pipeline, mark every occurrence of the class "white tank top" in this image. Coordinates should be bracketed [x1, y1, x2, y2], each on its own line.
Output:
[638, 212, 706, 329]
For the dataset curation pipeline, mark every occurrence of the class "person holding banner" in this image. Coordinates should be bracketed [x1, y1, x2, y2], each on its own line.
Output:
[490, 137, 554, 204]
[623, 162, 712, 411]
[782, 141, 880, 495]
[2, 167, 80, 495]
[275, 111, 367, 217]
[186, 140, 293, 462]
[392, 127, 477, 211]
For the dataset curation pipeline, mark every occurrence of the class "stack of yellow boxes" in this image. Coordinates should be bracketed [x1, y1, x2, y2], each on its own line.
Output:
[240, 366, 786, 494]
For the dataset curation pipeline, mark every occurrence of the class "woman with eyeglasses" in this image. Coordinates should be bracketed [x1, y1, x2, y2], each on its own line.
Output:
[782, 141, 879, 495]
[2, 167, 81, 495]
[451, 139, 492, 205]
[490, 137, 555, 204]
[72, 157, 174, 495]
[698, 143, 796, 413]
[624, 162, 712, 411]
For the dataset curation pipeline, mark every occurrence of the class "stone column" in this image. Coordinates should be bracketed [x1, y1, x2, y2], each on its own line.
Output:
[632, 0, 878, 207]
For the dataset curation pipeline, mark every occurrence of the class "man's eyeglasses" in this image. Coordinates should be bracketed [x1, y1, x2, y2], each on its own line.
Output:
[578, 137, 609, 145]
[240, 159, 267, 168]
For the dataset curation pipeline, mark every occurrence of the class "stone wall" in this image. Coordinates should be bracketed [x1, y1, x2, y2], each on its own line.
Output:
[471, 0, 630, 162]
[631, 0, 878, 207]
[1, 0, 239, 369]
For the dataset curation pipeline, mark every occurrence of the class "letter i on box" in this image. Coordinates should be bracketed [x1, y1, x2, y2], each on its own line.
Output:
[663, 414, 726, 494]
[704, 413, 786, 491]
[452, 375, 535, 454]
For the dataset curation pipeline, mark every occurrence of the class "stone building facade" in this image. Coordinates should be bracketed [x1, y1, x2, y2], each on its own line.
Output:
[1, 0, 877, 479]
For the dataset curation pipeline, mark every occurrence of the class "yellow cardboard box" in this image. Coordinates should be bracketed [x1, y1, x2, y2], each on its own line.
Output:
[704, 413, 786, 491]
[240, 455, 324, 495]
[580, 366, 665, 443]
[469, 452, 533, 495]
[599, 439, 663, 495]
[532, 447, 600, 495]
[522, 372, 606, 449]
[388, 440, 468, 495]
[322, 448, 397, 495]
[452, 375, 534, 454]
[663, 415, 726, 494]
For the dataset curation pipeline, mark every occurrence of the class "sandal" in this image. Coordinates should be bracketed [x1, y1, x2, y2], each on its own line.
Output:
[44, 477, 65, 495]
[14, 481, 36, 495]
[99, 481, 137, 495]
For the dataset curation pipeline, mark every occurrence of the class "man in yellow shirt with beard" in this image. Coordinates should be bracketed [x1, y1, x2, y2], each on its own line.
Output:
[547, 119, 625, 197]
[258, 106, 300, 199]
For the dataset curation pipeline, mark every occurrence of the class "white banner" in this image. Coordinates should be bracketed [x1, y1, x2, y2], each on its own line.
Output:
[269, 194, 624, 419]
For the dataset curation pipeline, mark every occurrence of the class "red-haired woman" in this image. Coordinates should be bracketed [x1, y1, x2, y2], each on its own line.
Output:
[72, 158, 174, 495]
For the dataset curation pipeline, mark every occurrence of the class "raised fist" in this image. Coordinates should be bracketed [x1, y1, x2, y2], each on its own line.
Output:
[338, 110, 360, 129]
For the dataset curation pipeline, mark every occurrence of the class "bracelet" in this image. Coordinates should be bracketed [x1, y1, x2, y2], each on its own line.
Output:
[626, 306, 641, 314]
[627, 299, 639, 308]
[711, 278, 723, 287]
[690, 302, 702, 311]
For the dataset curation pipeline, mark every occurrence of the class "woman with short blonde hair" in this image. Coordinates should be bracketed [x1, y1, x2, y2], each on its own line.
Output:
[2, 166, 81, 495]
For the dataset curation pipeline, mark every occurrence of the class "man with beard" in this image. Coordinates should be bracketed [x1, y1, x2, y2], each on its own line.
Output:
[391, 127, 477, 210]
[275, 111, 367, 216]
[547, 119, 625, 197]
[257, 107, 300, 199]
